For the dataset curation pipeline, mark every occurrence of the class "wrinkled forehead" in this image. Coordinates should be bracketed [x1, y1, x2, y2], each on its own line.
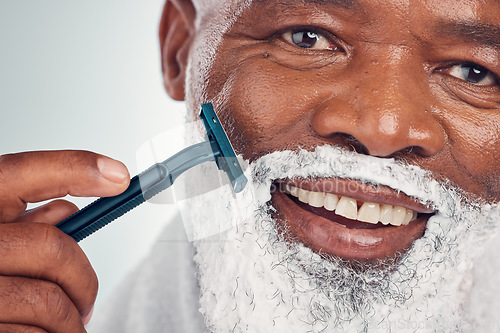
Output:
[192, 0, 252, 29]
[192, 0, 249, 14]
[191, 0, 500, 39]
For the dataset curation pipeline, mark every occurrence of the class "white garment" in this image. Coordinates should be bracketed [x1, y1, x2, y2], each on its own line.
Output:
[88, 216, 500, 333]
[88, 216, 206, 333]
[464, 233, 500, 333]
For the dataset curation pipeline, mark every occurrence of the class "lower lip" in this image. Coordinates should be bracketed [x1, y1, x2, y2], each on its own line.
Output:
[272, 190, 429, 261]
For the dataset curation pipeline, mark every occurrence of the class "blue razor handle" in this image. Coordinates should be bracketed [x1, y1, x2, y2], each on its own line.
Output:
[56, 103, 247, 242]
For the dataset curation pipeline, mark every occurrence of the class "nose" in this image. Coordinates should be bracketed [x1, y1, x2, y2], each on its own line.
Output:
[311, 58, 445, 158]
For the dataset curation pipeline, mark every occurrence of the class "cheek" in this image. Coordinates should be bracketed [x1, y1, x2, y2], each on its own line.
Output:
[445, 110, 500, 199]
[209, 57, 327, 158]
[202, 41, 500, 201]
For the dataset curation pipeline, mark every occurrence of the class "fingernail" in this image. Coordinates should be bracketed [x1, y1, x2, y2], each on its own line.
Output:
[82, 305, 94, 326]
[97, 157, 129, 183]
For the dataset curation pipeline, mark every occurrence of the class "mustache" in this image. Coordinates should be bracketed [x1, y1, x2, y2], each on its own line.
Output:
[249, 145, 491, 219]
[246, 145, 500, 262]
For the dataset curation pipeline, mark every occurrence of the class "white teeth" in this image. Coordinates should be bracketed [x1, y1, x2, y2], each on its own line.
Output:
[298, 188, 310, 203]
[402, 209, 413, 225]
[336, 196, 358, 220]
[379, 204, 394, 225]
[392, 206, 406, 226]
[308, 191, 325, 208]
[357, 202, 380, 224]
[290, 185, 299, 197]
[324, 193, 339, 211]
[284, 185, 418, 227]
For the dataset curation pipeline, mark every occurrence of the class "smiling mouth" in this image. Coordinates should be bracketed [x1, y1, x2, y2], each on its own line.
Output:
[271, 178, 434, 262]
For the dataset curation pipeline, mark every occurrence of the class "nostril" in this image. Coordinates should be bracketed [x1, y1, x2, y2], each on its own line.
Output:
[401, 146, 423, 156]
[385, 145, 426, 160]
[320, 133, 371, 156]
[343, 134, 370, 155]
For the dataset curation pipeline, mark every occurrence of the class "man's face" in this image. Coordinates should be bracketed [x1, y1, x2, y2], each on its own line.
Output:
[169, 0, 500, 330]
[196, 0, 500, 261]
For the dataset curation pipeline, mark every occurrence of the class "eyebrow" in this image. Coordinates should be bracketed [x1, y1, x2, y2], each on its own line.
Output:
[256, 0, 357, 10]
[437, 21, 500, 50]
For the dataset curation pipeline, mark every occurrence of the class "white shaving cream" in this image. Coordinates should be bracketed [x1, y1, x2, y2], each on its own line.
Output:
[181, 144, 499, 332]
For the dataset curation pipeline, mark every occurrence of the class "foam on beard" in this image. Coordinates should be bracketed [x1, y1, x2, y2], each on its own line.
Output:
[182, 145, 499, 332]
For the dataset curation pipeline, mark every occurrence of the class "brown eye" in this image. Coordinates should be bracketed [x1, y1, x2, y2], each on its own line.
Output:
[449, 63, 498, 86]
[283, 29, 333, 50]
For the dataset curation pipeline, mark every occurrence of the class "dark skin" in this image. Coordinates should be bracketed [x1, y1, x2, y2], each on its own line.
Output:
[0, 0, 499, 330]
[0, 151, 129, 331]
[196, 0, 500, 202]
[162, 0, 499, 260]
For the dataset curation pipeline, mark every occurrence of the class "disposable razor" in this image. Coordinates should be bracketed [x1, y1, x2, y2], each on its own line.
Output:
[56, 103, 247, 242]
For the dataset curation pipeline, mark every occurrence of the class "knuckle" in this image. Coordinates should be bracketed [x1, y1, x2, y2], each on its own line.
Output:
[0, 223, 67, 261]
[0, 153, 27, 181]
[0, 154, 29, 222]
[59, 150, 98, 197]
[62, 150, 95, 171]
[86, 269, 99, 304]
[0, 199, 19, 223]
[0, 153, 17, 174]
[30, 223, 97, 309]
[75, 253, 98, 308]
[32, 224, 69, 264]
[37, 282, 74, 325]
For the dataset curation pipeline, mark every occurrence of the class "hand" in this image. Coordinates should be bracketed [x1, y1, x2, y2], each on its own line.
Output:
[0, 150, 130, 332]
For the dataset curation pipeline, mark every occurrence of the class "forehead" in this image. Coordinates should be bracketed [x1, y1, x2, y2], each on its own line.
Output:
[421, 0, 499, 21]
[232, 0, 500, 25]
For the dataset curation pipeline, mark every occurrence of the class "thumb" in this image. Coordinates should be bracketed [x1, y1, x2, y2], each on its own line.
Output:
[0, 150, 130, 223]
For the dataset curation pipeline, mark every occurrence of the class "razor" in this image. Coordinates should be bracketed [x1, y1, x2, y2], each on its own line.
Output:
[56, 103, 247, 242]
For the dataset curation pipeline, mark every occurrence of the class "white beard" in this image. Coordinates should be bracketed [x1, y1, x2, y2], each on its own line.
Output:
[183, 145, 499, 332]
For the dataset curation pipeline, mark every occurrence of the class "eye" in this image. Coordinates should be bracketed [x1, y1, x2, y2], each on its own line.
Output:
[282, 29, 334, 50]
[448, 63, 498, 86]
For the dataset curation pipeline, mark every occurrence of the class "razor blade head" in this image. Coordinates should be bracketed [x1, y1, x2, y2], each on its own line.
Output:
[199, 103, 247, 193]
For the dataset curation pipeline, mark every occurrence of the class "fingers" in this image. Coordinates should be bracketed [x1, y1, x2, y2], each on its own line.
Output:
[0, 223, 98, 320]
[0, 150, 130, 222]
[0, 151, 106, 331]
[14, 200, 79, 225]
[0, 324, 48, 333]
[0, 276, 85, 333]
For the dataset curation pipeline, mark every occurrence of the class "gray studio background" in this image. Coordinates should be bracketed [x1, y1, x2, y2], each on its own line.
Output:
[0, 0, 184, 314]
[3, 1, 500, 331]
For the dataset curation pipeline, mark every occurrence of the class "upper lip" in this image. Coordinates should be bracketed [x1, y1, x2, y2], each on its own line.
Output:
[278, 178, 435, 214]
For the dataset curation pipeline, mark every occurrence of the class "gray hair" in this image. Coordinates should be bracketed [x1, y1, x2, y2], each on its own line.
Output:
[184, 0, 253, 114]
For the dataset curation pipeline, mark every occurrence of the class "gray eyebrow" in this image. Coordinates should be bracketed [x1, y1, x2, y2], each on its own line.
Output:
[437, 21, 500, 50]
